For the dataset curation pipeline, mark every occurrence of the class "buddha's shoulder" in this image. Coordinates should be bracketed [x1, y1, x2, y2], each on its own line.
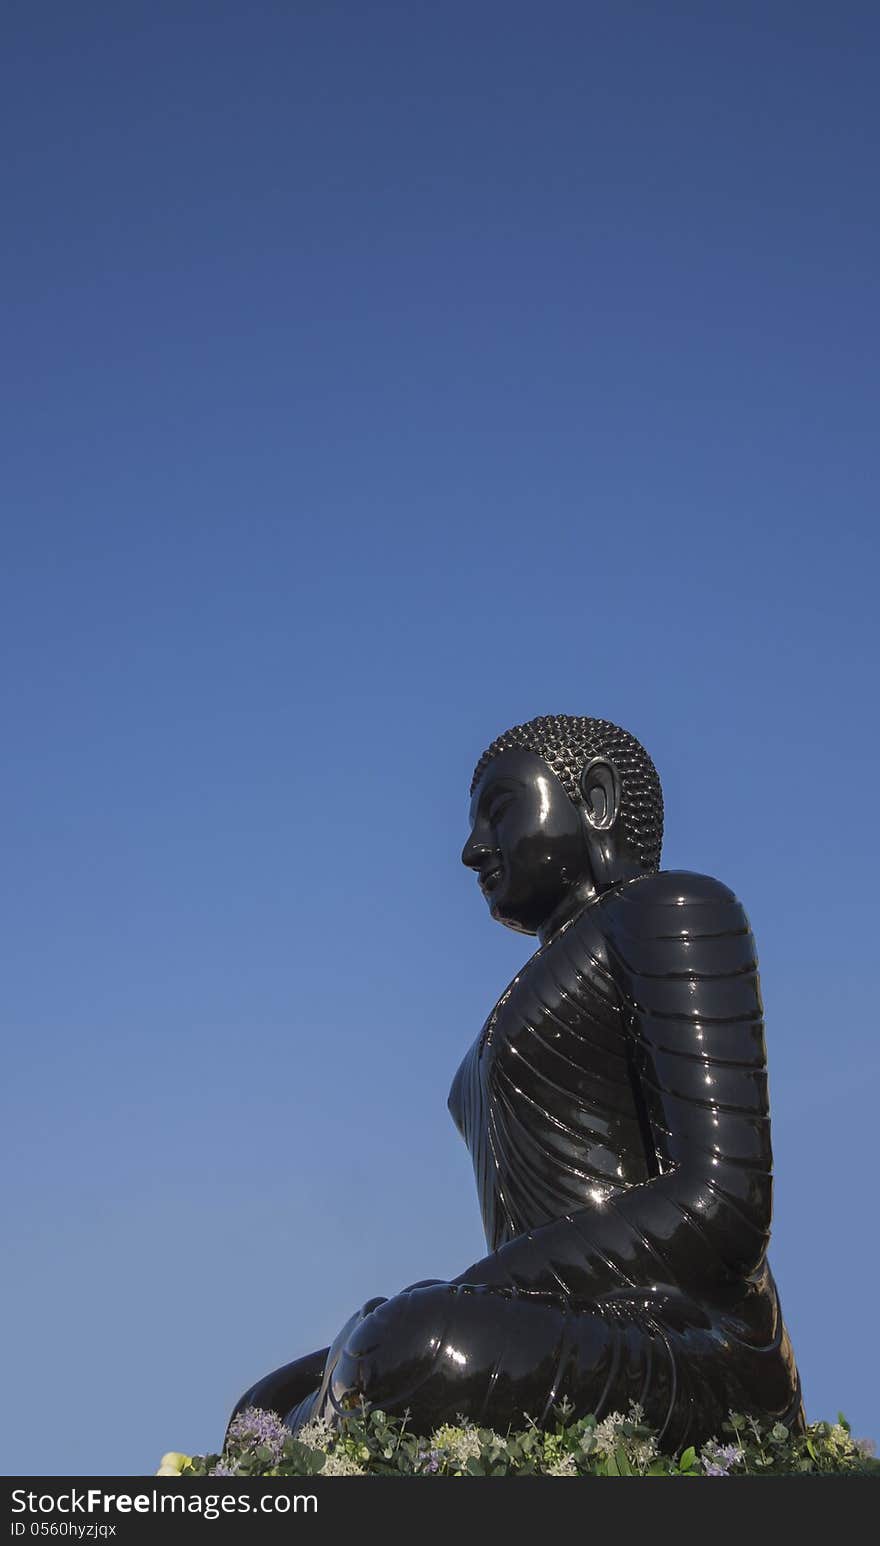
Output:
[590, 870, 750, 936]
[615, 869, 740, 906]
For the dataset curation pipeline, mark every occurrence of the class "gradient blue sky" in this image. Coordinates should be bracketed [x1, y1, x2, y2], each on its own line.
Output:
[3, 1, 878, 1475]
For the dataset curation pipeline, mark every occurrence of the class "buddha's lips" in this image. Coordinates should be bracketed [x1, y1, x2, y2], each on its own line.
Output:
[479, 865, 503, 894]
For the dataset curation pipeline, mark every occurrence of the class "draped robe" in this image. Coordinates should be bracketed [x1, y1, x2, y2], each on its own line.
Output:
[232, 870, 803, 1450]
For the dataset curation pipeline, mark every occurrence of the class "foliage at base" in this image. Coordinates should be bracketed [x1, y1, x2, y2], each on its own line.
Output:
[159, 1401, 878, 1478]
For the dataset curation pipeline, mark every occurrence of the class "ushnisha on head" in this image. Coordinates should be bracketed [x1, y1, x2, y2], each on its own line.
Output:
[462, 715, 664, 941]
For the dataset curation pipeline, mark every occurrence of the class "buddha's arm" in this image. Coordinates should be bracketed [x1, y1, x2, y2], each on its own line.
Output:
[453, 874, 773, 1299]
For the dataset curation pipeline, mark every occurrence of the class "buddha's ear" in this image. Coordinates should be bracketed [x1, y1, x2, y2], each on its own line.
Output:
[579, 756, 621, 832]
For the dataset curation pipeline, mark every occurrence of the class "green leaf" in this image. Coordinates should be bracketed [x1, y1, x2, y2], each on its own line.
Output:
[282, 1440, 326, 1476]
[604, 1453, 620, 1476]
[615, 1446, 634, 1476]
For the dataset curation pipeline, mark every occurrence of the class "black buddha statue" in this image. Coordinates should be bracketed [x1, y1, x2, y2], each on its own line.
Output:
[230, 716, 803, 1451]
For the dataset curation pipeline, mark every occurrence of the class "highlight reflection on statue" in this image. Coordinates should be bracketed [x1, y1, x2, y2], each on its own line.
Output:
[230, 716, 803, 1449]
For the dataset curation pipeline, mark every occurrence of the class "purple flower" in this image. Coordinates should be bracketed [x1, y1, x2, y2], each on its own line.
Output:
[855, 1438, 877, 1459]
[227, 1406, 290, 1463]
[417, 1446, 442, 1474]
[209, 1462, 238, 1477]
[701, 1442, 742, 1477]
[717, 1444, 743, 1468]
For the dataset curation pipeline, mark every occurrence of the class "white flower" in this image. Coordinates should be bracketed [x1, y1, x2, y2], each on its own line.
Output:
[296, 1417, 334, 1453]
[320, 1452, 365, 1476]
[547, 1452, 578, 1476]
[593, 1411, 626, 1458]
[430, 1422, 482, 1469]
[627, 1433, 658, 1472]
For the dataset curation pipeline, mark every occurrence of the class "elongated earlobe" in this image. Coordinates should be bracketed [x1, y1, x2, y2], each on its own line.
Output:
[579, 757, 621, 833]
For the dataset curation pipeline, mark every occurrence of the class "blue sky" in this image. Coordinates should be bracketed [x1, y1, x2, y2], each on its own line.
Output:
[2, 1, 878, 1474]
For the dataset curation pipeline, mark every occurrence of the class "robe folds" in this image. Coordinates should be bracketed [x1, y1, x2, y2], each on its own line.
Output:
[233, 871, 803, 1450]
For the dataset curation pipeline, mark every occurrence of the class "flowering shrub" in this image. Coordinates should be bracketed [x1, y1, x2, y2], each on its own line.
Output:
[159, 1401, 878, 1478]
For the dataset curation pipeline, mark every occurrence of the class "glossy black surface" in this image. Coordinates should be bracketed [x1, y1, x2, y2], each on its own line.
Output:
[230, 716, 803, 1450]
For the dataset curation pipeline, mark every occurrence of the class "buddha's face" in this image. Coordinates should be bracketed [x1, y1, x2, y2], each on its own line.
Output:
[462, 746, 592, 935]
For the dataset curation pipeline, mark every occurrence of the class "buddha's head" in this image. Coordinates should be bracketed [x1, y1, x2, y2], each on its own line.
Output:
[462, 715, 663, 937]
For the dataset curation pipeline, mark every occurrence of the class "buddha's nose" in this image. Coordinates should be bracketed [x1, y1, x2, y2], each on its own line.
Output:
[462, 830, 492, 870]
